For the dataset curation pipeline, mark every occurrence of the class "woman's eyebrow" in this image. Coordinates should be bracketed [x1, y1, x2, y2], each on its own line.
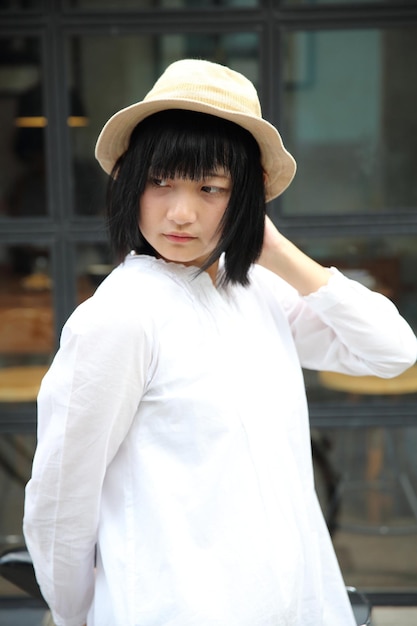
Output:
[204, 172, 230, 179]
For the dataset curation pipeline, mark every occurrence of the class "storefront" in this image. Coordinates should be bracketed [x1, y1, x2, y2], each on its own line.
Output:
[1, 0, 416, 614]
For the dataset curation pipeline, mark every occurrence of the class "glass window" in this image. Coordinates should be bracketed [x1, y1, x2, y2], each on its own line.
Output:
[0, 37, 47, 217]
[0, 243, 53, 309]
[313, 426, 417, 592]
[67, 31, 260, 216]
[0, 242, 54, 404]
[0, 241, 54, 595]
[281, 28, 417, 216]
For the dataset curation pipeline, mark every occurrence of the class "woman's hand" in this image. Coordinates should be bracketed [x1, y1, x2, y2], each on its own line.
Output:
[256, 216, 331, 295]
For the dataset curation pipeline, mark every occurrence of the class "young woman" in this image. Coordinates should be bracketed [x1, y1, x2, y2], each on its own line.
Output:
[24, 59, 417, 626]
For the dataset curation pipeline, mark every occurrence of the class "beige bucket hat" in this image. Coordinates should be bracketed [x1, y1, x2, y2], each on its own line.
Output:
[95, 58, 296, 202]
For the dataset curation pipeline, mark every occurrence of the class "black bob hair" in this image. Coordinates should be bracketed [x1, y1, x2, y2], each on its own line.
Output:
[106, 109, 266, 286]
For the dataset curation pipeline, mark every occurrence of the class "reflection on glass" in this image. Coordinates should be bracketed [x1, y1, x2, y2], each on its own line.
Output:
[0, 243, 53, 304]
[281, 28, 417, 215]
[75, 243, 113, 304]
[312, 426, 417, 591]
[67, 32, 259, 216]
[65, 0, 257, 9]
[0, 38, 46, 217]
[0, 243, 54, 403]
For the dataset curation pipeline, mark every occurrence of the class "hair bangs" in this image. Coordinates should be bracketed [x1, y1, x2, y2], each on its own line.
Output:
[146, 115, 234, 182]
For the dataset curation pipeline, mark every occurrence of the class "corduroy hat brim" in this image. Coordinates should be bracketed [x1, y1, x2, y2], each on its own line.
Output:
[95, 59, 296, 202]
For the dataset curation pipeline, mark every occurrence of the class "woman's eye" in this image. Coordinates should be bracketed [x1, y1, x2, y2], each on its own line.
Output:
[202, 185, 221, 194]
[151, 178, 168, 187]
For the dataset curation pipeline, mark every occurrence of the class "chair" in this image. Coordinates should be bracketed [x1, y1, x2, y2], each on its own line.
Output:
[0, 307, 54, 402]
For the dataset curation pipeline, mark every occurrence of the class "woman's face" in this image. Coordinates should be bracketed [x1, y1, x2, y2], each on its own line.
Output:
[139, 168, 232, 282]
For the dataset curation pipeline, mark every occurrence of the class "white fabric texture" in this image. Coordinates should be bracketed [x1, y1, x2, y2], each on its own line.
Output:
[24, 255, 417, 626]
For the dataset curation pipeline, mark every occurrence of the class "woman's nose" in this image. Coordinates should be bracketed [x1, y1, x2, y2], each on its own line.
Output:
[166, 192, 196, 224]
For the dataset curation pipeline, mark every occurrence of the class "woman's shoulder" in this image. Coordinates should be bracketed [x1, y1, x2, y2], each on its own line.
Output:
[94, 254, 187, 303]
[63, 257, 159, 335]
[65, 255, 197, 333]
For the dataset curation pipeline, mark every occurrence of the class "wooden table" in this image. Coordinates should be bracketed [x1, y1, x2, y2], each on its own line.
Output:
[0, 366, 49, 403]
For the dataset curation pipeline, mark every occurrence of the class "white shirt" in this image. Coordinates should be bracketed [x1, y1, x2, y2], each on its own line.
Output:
[24, 255, 417, 626]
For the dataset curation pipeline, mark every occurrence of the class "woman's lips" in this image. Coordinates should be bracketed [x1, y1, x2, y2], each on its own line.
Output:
[164, 233, 196, 243]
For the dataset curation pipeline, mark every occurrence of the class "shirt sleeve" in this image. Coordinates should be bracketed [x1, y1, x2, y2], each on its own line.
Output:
[23, 295, 154, 626]
[281, 268, 417, 376]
